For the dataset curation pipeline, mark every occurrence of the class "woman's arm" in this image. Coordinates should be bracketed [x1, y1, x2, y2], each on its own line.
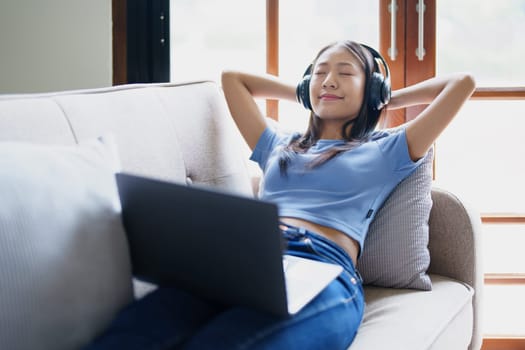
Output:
[388, 73, 476, 161]
[221, 71, 297, 150]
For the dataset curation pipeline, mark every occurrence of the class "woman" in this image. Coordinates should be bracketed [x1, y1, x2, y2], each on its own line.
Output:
[86, 40, 475, 350]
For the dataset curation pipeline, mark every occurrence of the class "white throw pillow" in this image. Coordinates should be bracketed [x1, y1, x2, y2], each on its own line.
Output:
[0, 137, 133, 350]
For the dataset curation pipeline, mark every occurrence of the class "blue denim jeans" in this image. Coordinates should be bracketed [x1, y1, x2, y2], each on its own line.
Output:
[84, 225, 364, 350]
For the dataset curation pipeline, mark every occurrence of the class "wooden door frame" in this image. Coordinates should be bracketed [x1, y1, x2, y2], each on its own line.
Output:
[379, 0, 436, 127]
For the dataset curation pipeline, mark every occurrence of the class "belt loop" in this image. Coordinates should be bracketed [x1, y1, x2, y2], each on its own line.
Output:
[280, 222, 308, 240]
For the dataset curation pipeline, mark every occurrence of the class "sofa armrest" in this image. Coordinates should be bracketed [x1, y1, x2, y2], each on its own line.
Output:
[428, 187, 484, 350]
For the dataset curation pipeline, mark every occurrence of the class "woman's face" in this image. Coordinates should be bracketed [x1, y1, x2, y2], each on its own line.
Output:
[309, 45, 366, 122]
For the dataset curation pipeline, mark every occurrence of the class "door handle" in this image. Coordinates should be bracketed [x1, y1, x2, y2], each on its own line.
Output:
[388, 0, 398, 61]
[416, 0, 426, 61]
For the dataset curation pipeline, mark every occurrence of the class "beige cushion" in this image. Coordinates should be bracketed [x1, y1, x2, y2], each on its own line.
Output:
[55, 83, 253, 195]
[350, 275, 474, 350]
[0, 98, 76, 144]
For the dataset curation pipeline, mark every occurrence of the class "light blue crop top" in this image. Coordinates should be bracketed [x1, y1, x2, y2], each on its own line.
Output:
[250, 126, 424, 254]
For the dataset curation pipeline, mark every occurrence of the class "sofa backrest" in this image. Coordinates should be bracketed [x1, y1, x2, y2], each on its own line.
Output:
[0, 81, 253, 196]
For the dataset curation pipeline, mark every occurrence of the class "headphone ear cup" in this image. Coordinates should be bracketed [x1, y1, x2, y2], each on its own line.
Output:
[368, 72, 383, 111]
[368, 72, 391, 111]
[361, 44, 391, 111]
[381, 76, 391, 108]
[296, 65, 313, 110]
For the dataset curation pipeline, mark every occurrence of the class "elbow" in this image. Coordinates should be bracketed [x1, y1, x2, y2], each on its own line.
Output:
[221, 70, 236, 86]
[457, 72, 476, 95]
[221, 70, 244, 95]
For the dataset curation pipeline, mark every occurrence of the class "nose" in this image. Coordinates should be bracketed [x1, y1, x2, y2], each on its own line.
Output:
[322, 72, 337, 89]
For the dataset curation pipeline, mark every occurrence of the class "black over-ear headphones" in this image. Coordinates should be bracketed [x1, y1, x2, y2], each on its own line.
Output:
[296, 43, 391, 112]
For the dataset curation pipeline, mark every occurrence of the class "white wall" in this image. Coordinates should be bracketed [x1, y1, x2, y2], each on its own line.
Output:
[0, 0, 112, 93]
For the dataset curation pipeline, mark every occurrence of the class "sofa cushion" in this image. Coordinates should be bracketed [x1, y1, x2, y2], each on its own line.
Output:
[52, 83, 253, 196]
[350, 275, 474, 350]
[0, 98, 76, 144]
[357, 136, 433, 290]
[0, 137, 133, 350]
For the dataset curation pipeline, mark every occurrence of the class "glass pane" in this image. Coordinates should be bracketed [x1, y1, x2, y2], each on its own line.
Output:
[437, 0, 525, 86]
[170, 0, 266, 83]
[434, 100, 525, 214]
[483, 224, 525, 274]
[484, 284, 525, 337]
[279, 0, 379, 131]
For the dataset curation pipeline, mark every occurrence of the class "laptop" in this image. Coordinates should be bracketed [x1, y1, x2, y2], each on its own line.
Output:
[115, 172, 343, 317]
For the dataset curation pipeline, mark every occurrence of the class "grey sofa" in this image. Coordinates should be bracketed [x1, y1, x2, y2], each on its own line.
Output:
[0, 81, 483, 349]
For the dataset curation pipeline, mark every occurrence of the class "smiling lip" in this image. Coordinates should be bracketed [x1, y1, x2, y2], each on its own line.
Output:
[319, 94, 342, 101]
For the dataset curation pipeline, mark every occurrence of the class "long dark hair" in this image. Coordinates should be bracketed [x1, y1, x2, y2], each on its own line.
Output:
[279, 40, 386, 175]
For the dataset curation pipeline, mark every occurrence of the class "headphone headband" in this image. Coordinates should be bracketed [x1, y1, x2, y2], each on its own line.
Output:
[359, 44, 390, 82]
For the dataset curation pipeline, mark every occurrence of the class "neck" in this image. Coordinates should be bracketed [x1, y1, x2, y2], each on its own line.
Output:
[319, 120, 352, 140]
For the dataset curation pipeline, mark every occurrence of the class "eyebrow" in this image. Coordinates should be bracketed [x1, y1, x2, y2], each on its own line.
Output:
[315, 61, 359, 69]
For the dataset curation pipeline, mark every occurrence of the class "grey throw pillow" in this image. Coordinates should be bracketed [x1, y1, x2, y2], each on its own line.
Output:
[0, 137, 133, 350]
[357, 143, 433, 291]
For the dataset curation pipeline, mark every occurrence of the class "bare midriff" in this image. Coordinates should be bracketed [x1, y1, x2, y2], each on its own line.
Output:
[280, 217, 359, 266]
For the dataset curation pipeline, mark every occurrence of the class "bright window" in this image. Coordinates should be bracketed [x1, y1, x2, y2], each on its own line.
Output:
[436, 0, 525, 86]
[170, 0, 266, 83]
[434, 100, 525, 214]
